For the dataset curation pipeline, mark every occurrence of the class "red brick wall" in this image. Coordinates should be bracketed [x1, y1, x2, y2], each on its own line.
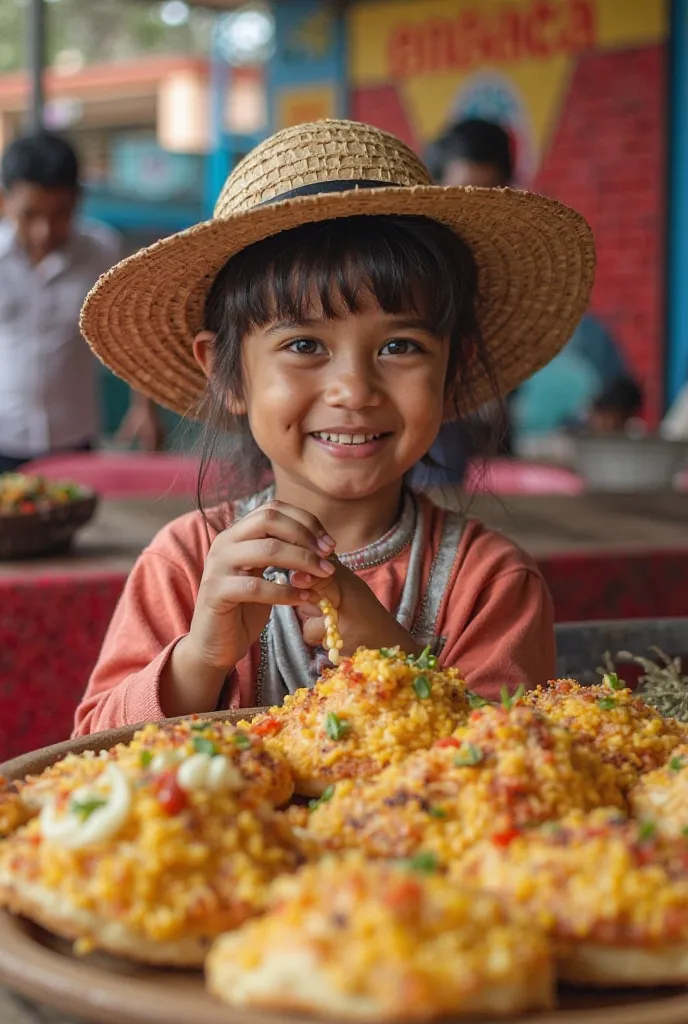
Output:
[534, 44, 666, 422]
[351, 43, 666, 421]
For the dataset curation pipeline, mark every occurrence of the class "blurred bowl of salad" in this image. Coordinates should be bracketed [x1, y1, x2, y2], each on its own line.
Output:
[0, 474, 98, 560]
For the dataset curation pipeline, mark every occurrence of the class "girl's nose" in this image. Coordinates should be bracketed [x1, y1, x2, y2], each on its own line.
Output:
[323, 364, 383, 409]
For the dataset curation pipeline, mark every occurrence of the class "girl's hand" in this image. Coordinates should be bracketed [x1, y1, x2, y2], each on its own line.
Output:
[187, 500, 335, 672]
[292, 561, 421, 660]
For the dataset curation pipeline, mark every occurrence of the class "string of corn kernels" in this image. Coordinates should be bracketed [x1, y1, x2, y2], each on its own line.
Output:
[319, 597, 343, 666]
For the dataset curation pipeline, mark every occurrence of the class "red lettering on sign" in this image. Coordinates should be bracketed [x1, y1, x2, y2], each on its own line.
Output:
[385, 0, 595, 79]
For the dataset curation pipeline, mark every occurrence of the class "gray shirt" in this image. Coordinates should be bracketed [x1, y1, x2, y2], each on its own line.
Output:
[0, 218, 120, 456]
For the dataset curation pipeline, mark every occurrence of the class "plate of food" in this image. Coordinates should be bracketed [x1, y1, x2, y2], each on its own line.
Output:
[2, 650, 688, 1024]
[0, 473, 98, 560]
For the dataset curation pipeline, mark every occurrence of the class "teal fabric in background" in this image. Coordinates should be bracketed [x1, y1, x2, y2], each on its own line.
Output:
[512, 349, 601, 435]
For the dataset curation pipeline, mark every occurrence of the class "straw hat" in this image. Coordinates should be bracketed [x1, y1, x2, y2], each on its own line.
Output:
[80, 119, 595, 418]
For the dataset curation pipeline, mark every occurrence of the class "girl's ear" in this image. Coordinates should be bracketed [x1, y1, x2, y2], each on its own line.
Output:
[193, 330, 247, 415]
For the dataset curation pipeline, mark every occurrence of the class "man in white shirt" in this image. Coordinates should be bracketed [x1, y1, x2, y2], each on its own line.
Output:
[0, 131, 163, 473]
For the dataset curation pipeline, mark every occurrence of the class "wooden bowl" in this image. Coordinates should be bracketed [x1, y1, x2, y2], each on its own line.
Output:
[1, 718, 688, 1024]
[0, 492, 98, 560]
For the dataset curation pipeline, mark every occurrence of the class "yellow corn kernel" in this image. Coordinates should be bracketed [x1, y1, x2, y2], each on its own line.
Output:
[319, 597, 342, 666]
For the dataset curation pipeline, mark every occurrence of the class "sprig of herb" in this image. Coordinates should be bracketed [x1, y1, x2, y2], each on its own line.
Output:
[605, 673, 623, 691]
[308, 784, 335, 811]
[404, 851, 438, 874]
[190, 721, 211, 732]
[597, 697, 616, 711]
[411, 646, 437, 670]
[70, 797, 107, 820]
[192, 737, 217, 756]
[413, 675, 432, 700]
[500, 684, 525, 710]
[139, 750, 153, 769]
[638, 821, 656, 842]
[325, 713, 351, 741]
[379, 647, 397, 659]
[466, 691, 489, 710]
[454, 743, 484, 767]
[232, 733, 252, 750]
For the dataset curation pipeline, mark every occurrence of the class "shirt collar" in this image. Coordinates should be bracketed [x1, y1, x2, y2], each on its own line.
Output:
[0, 219, 17, 258]
[0, 218, 77, 278]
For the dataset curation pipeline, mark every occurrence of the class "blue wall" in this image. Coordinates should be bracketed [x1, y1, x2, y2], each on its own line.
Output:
[668, 0, 688, 405]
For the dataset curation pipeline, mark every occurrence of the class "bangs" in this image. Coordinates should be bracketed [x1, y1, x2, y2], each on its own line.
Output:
[204, 215, 478, 341]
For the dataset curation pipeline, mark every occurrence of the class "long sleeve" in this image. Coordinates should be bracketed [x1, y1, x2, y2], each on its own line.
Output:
[72, 550, 198, 736]
[440, 567, 555, 701]
[434, 517, 556, 700]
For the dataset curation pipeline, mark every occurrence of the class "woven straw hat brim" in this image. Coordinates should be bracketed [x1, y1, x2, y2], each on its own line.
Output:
[80, 184, 595, 419]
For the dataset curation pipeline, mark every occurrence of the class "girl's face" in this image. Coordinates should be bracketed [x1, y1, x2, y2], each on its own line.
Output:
[206, 289, 449, 503]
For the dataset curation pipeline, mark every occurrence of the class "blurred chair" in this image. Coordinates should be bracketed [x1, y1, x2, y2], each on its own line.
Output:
[19, 451, 217, 499]
[464, 458, 584, 495]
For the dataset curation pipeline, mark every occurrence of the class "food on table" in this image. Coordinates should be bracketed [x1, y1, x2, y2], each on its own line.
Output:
[206, 854, 554, 1019]
[523, 675, 686, 790]
[0, 780, 33, 838]
[17, 717, 294, 816]
[630, 745, 688, 837]
[0, 750, 307, 964]
[454, 809, 688, 987]
[306, 702, 626, 862]
[0, 473, 86, 516]
[241, 647, 469, 797]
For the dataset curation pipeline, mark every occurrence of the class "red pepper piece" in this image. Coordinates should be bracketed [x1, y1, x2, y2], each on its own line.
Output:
[491, 828, 520, 847]
[154, 771, 188, 815]
[251, 717, 283, 737]
[434, 737, 461, 749]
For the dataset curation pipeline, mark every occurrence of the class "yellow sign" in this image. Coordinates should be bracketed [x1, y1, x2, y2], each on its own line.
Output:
[348, 0, 666, 180]
[277, 84, 337, 130]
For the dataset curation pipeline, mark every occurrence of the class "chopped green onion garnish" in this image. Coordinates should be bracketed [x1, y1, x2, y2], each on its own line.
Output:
[467, 691, 489, 709]
[70, 797, 107, 820]
[428, 806, 447, 819]
[232, 733, 252, 749]
[638, 821, 656, 841]
[413, 674, 432, 700]
[308, 784, 336, 810]
[190, 721, 210, 732]
[454, 743, 484, 767]
[598, 697, 616, 711]
[405, 851, 438, 874]
[140, 750, 153, 768]
[192, 737, 217, 756]
[606, 673, 623, 691]
[325, 713, 351, 741]
[670, 756, 685, 772]
[379, 648, 396, 658]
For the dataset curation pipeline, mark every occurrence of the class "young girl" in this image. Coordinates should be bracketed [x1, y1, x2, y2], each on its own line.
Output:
[74, 119, 595, 736]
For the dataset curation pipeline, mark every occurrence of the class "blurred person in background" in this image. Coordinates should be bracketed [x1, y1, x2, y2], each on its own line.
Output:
[587, 375, 644, 435]
[0, 131, 164, 474]
[416, 118, 638, 480]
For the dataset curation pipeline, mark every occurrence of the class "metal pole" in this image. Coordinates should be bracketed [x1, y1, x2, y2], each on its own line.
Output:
[27, 0, 45, 132]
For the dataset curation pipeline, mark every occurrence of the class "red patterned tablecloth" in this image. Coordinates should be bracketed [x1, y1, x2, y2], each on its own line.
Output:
[2, 492, 688, 762]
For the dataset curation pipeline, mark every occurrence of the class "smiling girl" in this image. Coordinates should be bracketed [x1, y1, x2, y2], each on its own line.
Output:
[73, 120, 594, 735]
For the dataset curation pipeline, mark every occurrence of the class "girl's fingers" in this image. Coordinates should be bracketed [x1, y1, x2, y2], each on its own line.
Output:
[208, 576, 313, 608]
[227, 507, 326, 554]
[243, 501, 335, 553]
[301, 615, 327, 646]
[223, 539, 335, 579]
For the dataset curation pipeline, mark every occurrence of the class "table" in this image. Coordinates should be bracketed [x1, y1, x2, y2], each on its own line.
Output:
[0, 987, 86, 1023]
[2, 490, 688, 762]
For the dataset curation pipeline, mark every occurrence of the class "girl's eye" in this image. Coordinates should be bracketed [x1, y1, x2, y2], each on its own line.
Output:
[287, 338, 325, 355]
[380, 338, 421, 356]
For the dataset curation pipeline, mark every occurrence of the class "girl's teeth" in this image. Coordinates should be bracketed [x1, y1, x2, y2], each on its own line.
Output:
[314, 432, 380, 445]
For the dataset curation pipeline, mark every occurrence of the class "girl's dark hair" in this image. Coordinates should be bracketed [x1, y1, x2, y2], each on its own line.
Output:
[196, 214, 503, 504]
